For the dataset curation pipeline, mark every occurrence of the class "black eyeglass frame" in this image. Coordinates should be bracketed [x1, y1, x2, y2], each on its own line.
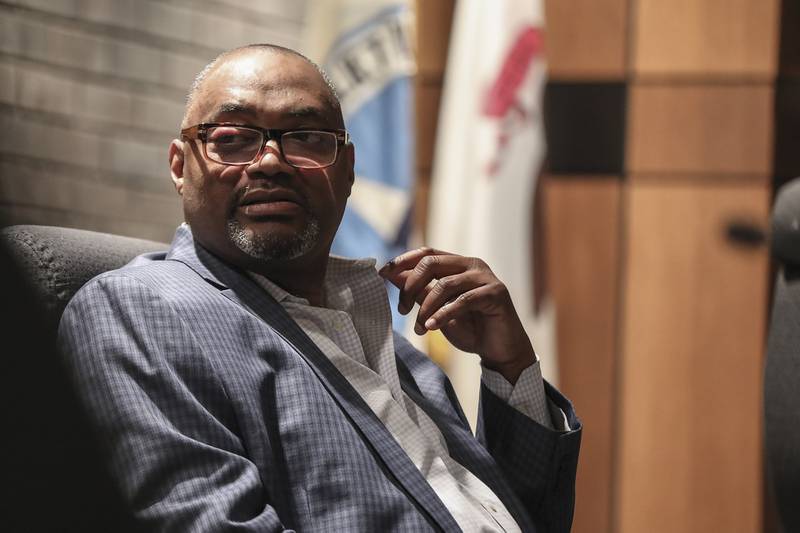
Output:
[180, 122, 350, 169]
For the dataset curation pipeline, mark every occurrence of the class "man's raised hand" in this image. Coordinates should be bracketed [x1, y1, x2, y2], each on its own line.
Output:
[379, 247, 536, 384]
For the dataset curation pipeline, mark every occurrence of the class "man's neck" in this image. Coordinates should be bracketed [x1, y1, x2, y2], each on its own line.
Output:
[191, 230, 330, 306]
[251, 260, 327, 306]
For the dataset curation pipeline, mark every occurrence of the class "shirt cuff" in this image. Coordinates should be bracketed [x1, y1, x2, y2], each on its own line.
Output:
[481, 361, 570, 432]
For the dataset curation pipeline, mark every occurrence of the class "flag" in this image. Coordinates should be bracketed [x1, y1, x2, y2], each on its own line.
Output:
[303, 0, 416, 331]
[426, 0, 556, 428]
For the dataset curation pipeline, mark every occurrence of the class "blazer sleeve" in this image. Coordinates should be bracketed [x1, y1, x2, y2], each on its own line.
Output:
[476, 381, 582, 533]
[58, 273, 294, 533]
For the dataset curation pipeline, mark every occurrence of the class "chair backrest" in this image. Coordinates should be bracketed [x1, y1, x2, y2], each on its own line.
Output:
[765, 177, 800, 533]
[0, 224, 165, 532]
[1, 224, 168, 325]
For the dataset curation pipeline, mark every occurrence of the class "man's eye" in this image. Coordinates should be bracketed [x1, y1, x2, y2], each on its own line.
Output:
[208, 129, 260, 148]
[213, 135, 245, 144]
[210, 132, 245, 143]
[292, 131, 324, 144]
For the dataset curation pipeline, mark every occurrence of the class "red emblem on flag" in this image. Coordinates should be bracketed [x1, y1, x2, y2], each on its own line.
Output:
[482, 26, 543, 176]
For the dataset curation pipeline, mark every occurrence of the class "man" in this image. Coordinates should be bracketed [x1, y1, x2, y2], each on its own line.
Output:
[59, 44, 580, 532]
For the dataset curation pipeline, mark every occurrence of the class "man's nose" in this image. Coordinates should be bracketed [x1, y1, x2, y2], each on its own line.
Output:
[246, 139, 294, 175]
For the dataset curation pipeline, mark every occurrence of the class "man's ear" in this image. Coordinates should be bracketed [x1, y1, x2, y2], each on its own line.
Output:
[168, 139, 185, 195]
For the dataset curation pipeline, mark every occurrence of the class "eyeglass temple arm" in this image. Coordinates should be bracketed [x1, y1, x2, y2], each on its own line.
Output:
[179, 125, 203, 141]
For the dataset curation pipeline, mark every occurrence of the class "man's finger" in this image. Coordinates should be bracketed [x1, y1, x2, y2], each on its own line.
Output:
[378, 269, 437, 315]
[378, 246, 454, 277]
[422, 283, 506, 331]
[397, 255, 482, 313]
[414, 272, 484, 327]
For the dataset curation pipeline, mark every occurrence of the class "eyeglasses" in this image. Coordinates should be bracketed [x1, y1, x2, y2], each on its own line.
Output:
[180, 123, 349, 169]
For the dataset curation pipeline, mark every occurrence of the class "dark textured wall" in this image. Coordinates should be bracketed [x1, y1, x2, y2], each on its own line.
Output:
[0, 0, 306, 241]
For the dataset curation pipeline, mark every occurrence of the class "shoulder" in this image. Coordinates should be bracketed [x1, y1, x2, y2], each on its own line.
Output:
[71, 258, 199, 305]
[100, 257, 196, 286]
[60, 259, 211, 344]
[58, 259, 217, 375]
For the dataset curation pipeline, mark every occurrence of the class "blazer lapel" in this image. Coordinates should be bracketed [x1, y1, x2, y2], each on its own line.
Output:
[164, 225, 460, 531]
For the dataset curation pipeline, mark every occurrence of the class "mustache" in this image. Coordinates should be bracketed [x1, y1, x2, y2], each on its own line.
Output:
[229, 180, 310, 214]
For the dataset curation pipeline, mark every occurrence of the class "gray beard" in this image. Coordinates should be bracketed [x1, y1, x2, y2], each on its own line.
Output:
[226, 215, 320, 261]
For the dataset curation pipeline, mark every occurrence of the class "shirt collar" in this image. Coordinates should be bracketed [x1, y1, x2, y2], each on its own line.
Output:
[248, 255, 380, 310]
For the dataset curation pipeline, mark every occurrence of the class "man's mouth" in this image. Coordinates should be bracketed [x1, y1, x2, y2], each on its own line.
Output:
[236, 187, 306, 218]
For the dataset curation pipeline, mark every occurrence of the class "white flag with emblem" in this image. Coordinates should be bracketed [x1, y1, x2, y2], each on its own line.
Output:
[427, 0, 556, 427]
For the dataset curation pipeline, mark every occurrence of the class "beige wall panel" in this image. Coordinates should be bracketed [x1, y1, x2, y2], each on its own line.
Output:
[632, 0, 779, 78]
[415, 0, 455, 80]
[544, 0, 628, 79]
[413, 171, 432, 239]
[0, 12, 204, 93]
[6, 61, 185, 135]
[208, 0, 307, 21]
[0, 171, 179, 229]
[0, 204, 174, 242]
[616, 181, 769, 533]
[414, 0, 453, 236]
[627, 84, 773, 176]
[0, 1, 306, 240]
[0, 114, 169, 182]
[0, 62, 14, 103]
[415, 82, 443, 171]
[544, 176, 621, 533]
[7, 0, 304, 52]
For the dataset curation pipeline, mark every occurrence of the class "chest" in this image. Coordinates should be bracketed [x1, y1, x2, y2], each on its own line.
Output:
[177, 301, 444, 529]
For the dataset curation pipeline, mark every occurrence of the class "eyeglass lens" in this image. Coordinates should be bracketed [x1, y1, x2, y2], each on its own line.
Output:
[204, 126, 338, 168]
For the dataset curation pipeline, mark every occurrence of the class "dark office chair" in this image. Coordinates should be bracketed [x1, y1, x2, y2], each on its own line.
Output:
[765, 177, 800, 533]
[0, 224, 167, 532]
[1, 224, 168, 326]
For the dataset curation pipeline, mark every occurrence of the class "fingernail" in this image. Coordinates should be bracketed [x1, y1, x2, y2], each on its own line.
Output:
[398, 302, 410, 314]
[425, 318, 437, 330]
[379, 259, 395, 273]
[414, 322, 426, 335]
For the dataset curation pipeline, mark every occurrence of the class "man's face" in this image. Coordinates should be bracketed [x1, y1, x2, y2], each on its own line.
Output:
[169, 50, 354, 270]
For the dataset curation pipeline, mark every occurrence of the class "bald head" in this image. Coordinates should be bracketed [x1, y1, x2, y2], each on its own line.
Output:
[182, 44, 342, 129]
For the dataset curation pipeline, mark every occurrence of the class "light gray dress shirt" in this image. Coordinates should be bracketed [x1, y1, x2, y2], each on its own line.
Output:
[250, 255, 561, 532]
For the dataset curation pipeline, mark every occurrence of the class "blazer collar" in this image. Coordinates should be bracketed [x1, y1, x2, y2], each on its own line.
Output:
[165, 224, 231, 290]
[163, 224, 459, 532]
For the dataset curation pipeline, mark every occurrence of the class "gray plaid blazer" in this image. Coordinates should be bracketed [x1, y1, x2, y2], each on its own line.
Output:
[59, 225, 581, 533]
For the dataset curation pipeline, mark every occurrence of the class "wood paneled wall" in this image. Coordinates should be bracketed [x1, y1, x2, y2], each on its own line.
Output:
[631, 0, 779, 78]
[617, 182, 769, 533]
[543, 177, 622, 533]
[616, 1, 777, 531]
[543, 1, 628, 531]
[627, 84, 773, 176]
[545, 0, 628, 79]
[542, 1, 777, 532]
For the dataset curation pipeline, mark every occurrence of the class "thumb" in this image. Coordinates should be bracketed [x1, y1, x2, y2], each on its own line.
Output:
[378, 264, 410, 289]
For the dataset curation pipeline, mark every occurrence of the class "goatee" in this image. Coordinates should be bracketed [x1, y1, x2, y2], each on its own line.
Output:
[226, 215, 320, 261]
